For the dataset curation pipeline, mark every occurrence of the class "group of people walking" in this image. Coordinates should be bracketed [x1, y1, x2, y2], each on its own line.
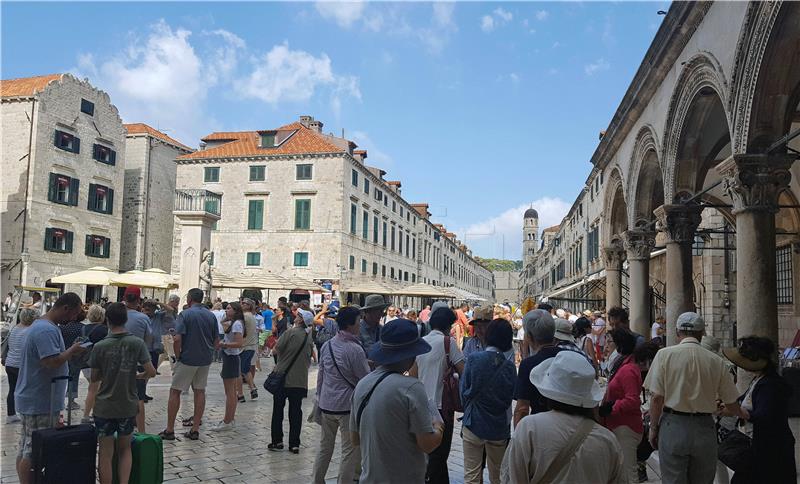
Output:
[3, 286, 798, 484]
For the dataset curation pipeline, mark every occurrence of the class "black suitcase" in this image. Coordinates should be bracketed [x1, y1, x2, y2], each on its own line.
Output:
[31, 375, 97, 484]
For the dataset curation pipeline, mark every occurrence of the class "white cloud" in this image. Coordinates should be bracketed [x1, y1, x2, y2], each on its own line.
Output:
[350, 130, 393, 168]
[235, 42, 360, 109]
[509, 73, 520, 84]
[481, 7, 513, 33]
[456, 197, 571, 260]
[584, 58, 610, 76]
[432, 2, 456, 29]
[535, 10, 549, 21]
[314, 1, 366, 29]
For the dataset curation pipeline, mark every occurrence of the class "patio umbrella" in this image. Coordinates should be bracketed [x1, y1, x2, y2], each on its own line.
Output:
[342, 280, 395, 295]
[391, 283, 454, 298]
[51, 266, 116, 286]
[212, 271, 296, 290]
[110, 268, 178, 289]
[286, 276, 331, 293]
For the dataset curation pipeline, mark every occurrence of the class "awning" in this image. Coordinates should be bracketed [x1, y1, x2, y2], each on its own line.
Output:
[391, 283, 454, 298]
[342, 281, 395, 295]
[212, 271, 295, 290]
[544, 279, 588, 299]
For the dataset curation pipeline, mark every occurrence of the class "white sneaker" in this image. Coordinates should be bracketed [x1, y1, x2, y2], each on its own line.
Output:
[6, 415, 21, 424]
[208, 420, 235, 432]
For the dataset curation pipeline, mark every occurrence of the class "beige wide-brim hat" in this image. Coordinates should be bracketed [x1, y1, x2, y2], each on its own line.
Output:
[723, 347, 769, 372]
[531, 351, 604, 408]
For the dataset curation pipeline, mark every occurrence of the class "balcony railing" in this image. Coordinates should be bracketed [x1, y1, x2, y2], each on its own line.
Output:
[174, 189, 222, 216]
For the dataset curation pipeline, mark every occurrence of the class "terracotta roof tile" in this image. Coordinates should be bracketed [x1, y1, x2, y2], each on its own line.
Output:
[0, 74, 62, 98]
[124, 123, 193, 152]
[179, 121, 346, 160]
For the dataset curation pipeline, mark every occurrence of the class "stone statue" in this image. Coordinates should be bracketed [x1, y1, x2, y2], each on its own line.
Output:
[199, 250, 213, 302]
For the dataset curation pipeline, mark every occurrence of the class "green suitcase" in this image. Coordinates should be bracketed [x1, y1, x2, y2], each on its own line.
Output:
[113, 433, 163, 484]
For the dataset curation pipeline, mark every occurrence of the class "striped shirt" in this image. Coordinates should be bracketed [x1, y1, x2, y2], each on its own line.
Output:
[5, 324, 31, 368]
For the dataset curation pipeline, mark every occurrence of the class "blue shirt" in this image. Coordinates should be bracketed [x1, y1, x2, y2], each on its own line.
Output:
[358, 320, 381, 350]
[15, 319, 68, 415]
[175, 303, 219, 366]
[125, 309, 151, 342]
[262, 309, 274, 331]
[463, 338, 515, 363]
[460, 349, 516, 441]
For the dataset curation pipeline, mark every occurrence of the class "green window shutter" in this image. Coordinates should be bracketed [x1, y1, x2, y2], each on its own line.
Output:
[248, 200, 263, 230]
[68, 178, 80, 206]
[103, 237, 111, 258]
[350, 204, 357, 234]
[362, 211, 369, 239]
[44, 228, 53, 250]
[85, 235, 92, 256]
[88, 184, 97, 211]
[106, 188, 114, 214]
[53, 130, 61, 148]
[72, 136, 80, 154]
[109, 150, 116, 166]
[295, 199, 310, 229]
[48, 174, 58, 202]
[65, 231, 74, 253]
[349, 255, 355, 270]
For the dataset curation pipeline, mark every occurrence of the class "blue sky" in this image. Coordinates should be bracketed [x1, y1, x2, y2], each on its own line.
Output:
[2, 1, 668, 260]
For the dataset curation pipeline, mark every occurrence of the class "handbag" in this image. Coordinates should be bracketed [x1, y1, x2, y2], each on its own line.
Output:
[441, 336, 463, 414]
[263, 332, 308, 395]
[718, 428, 753, 473]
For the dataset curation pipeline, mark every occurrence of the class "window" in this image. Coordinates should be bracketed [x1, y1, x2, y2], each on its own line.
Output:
[382, 265, 386, 276]
[54, 130, 80, 153]
[777, 245, 793, 304]
[392, 201, 396, 212]
[364, 178, 370, 195]
[88, 184, 114, 214]
[382, 221, 388, 247]
[391, 226, 396, 251]
[296, 164, 313, 180]
[350, 204, 358, 235]
[412, 274, 416, 283]
[294, 252, 309, 267]
[373, 216, 379, 243]
[361, 259, 367, 273]
[400, 207, 404, 217]
[93, 144, 116, 165]
[48, 174, 79, 206]
[384, 197, 388, 207]
[260, 133, 275, 147]
[352, 169, 359, 187]
[204, 167, 220, 183]
[295, 199, 311, 230]
[349, 255, 355, 270]
[80, 99, 94, 116]
[249, 165, 266, 181]
[404, 271, 409, 282]
[246, 252, 261, 266]
[247, 200, 264, 230]
[398, 229, 403, 253]
[374, 189, 383, 201]
[372, 262, 378, 275]
[44, 228, 73, 253]
[390, 268, 395, 279]
[85, 235, 110, 258]
[362, 211, 369, 239]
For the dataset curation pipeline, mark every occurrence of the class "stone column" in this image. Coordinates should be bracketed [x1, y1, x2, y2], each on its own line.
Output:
[716, 153, 794, 343]
[602, 242, 626, 310]
[174, 194, 221, 299]
[655, 204, 703, 346]
[623, 229, 656, 338]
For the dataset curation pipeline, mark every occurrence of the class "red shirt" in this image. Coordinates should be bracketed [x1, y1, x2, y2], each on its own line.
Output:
[603, 355, 643, 434]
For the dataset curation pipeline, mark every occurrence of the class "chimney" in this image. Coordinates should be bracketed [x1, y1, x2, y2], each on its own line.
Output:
[387, 181, 402, 195]
[309, 119, 324, 133]
[411, 203, 430, 219]
[299, 115, 313, 128]
[353, 149, 367, 163]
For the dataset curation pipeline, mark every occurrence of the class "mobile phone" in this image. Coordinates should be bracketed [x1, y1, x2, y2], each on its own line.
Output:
[80, 341, 94, 349]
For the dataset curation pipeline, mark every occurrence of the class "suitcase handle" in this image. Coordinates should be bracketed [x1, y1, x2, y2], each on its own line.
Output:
[50, 375, 74, 427]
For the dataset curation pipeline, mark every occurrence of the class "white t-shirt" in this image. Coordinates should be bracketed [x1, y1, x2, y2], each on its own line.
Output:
[415, 329, 465, 409]
[222, 320, 244, 355]
[211, 309, 225, 334]
[651, 322, 662, 339]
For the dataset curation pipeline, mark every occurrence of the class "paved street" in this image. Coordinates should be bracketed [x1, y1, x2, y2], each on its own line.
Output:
[0, 357, 663, 483]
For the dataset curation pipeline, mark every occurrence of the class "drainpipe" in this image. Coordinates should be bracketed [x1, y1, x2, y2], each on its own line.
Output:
[19, 97, 37, 284]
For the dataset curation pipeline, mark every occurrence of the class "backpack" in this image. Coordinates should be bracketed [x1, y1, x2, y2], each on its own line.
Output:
[70, 323, 104, 369]
[315, 318, 338, 346]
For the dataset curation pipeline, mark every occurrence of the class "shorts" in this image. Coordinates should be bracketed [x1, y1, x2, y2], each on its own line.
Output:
[221, 353, 241, 380]
[18, 413, 58, 459]
[136, 365, 148, 401]
[171, 362, 210, 393]
[259, 331, 270, 346]
[240, 350, 255, 374]
[94, 416, 136, 438]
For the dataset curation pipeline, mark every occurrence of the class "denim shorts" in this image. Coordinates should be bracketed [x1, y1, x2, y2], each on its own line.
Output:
[221, 352, 241, 380]
[240, 349, 255, 374]
[94, 416, 136, 438]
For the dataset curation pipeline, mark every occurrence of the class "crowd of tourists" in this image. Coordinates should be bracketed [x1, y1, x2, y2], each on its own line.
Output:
[2, 287, 798, 484]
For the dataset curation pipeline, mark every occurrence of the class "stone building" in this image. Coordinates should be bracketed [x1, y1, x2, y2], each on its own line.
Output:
[493, 270, 521, 305]
[172, 116, 494, 303]
[521, 2, 800, 348]
[0, 73, 126, 300]
[120, 123, 193, 272]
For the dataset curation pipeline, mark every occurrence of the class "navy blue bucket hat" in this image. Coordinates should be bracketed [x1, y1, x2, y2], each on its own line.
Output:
[369, 318, 432, 365]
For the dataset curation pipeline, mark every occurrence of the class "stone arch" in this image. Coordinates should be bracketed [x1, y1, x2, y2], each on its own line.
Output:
[627, 125, 665, 225]
[662, 52, 731, 199]
[602, 165, 628, 246]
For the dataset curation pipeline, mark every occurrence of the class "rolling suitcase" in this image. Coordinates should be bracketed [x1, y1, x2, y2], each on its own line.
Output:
[31, 375, 97, 484]
[113, 433, 164, 484]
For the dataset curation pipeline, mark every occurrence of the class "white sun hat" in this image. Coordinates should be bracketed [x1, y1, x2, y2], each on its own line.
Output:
[530, 351, 604, 408]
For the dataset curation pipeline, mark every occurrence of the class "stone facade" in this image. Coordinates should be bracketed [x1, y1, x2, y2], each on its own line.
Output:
[1, 74, 125, 300]
[120, 125, 193, 272]
[493, 270, 521, 304]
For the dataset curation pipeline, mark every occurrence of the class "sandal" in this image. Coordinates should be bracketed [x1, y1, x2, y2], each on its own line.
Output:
[181, 416, 201, 427]
[158, 430, 176, 441]
[250, 389, 259, 400]
[267, 442, 284, 451]
[183, 429, 200, 440]
[289, 447, 300, 454]
[238, 396, 246, 403]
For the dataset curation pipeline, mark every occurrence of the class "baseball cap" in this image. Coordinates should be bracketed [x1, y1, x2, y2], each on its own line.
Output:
[676, 312, 705, 331]
[470, 306, 494, 324]
[298, 309, 314, 326]
[123, 286, 142, 300]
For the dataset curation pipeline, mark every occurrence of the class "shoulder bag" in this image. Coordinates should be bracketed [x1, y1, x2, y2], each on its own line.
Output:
[264, 332, 309, 395]
[441, 335, 463, 414]
[327, 341, 356, 389]
[356, 371, 395, 428]
[538, 418, 595, 483]
[718, 428, 753, 472]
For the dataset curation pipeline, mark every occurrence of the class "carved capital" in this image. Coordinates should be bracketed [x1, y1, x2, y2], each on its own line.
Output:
[622, 229, 656, 261]
[602, 240, 626, 270]
[654, 204, 703, 244]
[715, 154, 794, 214]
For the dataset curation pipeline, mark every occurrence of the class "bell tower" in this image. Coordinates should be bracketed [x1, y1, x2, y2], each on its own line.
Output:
[523, 207, 539, 267]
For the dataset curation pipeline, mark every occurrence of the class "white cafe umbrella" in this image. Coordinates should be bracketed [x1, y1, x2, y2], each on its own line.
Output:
[51, 266, 116, 286]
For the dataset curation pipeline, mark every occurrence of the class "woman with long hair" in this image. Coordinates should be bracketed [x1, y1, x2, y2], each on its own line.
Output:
[209, 302, 244, 431]
[2, 307, 38, 423]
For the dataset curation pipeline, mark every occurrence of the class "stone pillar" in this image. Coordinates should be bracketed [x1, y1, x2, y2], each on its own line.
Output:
[655, 204, 703, 346]
[623, 229, 656, 338]
[716, 154, 794, 343]
[602, 242, 626, 310]
[174, 208, 220, 299]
